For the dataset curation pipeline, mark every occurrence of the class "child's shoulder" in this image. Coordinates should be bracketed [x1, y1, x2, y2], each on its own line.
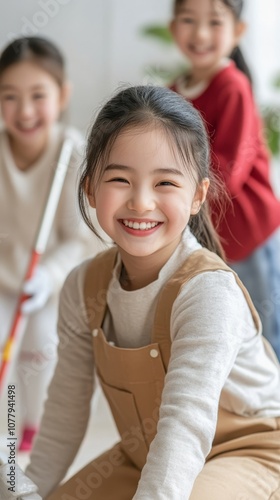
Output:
[64, 245, 117, 292]
[84, 245, 118, 286]
[169, 62, 251, 102]
[66, 246, 114, 277]
[213, 61, 251, 94]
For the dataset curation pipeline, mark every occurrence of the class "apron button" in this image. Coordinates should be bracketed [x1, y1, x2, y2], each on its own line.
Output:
[150, 349, 159, 358]
[92, 329, 98, 337]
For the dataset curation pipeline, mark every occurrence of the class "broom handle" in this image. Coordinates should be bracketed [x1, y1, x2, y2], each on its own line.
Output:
[0, 137, 74, 394]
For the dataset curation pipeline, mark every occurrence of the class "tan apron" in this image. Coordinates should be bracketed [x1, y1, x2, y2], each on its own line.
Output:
[48, 247, 280, 500]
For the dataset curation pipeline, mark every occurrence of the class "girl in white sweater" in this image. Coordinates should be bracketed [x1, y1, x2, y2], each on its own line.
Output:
[26, 86, 280, 499]
[0, 37, 92, 451]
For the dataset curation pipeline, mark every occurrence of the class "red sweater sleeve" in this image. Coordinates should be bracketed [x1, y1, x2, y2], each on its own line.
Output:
[209, 80, 266, 196]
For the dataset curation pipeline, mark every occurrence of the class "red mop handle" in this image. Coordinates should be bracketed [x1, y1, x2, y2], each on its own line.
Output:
[0, 137, 74, 394]
[0, 251, 41, 391]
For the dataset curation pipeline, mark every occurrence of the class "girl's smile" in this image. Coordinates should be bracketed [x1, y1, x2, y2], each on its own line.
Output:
[14, 119, 43, 136]
[120, 218, 163, 235]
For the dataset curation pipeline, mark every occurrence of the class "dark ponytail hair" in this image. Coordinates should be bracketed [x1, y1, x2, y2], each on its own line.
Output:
[173, 0, 252, 84]
[0, 36, 65, 87]
[79, 85, 225, 259]
[230, 46, 252, 85]
[221, 0, 253, 84]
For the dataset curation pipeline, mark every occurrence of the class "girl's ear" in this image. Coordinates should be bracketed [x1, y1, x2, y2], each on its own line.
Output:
[85, 177, 96, 208]
[191, 178, 210, 215]
[60, 81, 72, 111]
[234, 20, 247, 45]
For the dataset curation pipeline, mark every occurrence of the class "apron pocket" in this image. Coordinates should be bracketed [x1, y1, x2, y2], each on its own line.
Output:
[100, 380, 149, 470]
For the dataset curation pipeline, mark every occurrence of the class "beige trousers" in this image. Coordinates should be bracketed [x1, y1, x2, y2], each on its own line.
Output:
[47, 429, 280, 500]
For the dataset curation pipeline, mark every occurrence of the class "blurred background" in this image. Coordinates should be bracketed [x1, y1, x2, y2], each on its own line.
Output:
[1, 0, 279, 192]
[0, 0, 279, 127]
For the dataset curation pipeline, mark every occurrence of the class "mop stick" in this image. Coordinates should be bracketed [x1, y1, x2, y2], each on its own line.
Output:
[0, 137, 74, 395]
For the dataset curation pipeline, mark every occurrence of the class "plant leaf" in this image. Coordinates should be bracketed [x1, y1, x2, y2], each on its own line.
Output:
[140, 25, 174, 45]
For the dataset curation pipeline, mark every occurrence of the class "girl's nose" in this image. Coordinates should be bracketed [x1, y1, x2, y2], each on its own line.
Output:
[127, 188, 156, 213]
[18, 98, 34, 119]
[194, 22, 210, 41]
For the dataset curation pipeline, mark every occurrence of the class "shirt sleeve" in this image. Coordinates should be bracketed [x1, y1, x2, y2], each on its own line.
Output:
[133, 270, 255, 499]
[210, 80, 267, 196]
[25, 262, 96, 498]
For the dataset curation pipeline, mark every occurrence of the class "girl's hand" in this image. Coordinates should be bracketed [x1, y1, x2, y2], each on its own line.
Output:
[0, 458, 42, 499]
[21, 267, 53, 315]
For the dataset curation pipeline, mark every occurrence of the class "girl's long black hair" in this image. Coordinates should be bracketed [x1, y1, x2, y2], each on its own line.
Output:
[79, 85, 225, 259]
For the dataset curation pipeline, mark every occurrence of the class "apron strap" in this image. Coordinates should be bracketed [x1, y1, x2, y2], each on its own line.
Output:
[83, 246, 260, 365]
[84, 246, 118, 330]
[153, 249, 261, 371]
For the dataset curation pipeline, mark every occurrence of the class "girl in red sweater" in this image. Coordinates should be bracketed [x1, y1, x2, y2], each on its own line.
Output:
[170, 0, 280, 360]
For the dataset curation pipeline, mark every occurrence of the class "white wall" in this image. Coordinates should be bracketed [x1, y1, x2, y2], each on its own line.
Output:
[0, 0, 176, 131]
[242, 0, 280, 105]
[0, 0, 279, 132]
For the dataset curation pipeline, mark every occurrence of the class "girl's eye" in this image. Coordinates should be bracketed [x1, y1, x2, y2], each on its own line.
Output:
[210, 19, 223, 26]
[157, 180, 177, 187]
[106, 177, 129, 184]
[33, 94, 46, 100]
[2, 95, 16, 101]
[179, 17, 194, 24]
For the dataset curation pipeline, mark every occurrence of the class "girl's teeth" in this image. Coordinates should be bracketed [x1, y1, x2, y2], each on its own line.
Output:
[123, 220, 158, 230]
[19, 124, 37, 130]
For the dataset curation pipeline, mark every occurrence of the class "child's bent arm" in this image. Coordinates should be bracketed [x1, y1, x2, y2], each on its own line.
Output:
[25, 261, 95, 498]
[133, 271, 253, 499]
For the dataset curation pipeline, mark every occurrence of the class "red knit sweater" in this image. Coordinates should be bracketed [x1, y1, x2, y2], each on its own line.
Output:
[170, 62, 280, 261]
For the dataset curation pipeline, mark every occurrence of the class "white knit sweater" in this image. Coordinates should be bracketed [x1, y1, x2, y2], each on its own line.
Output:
[0, 124, 92, 296]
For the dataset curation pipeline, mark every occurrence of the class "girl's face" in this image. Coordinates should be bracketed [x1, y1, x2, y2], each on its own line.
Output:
[88, 127, 208, 263]
[0, 61, 65, 149]
[170, 0, 245, 74]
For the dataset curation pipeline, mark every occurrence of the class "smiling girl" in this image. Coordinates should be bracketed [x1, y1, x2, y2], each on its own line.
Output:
[0, 36, 91, 451]
[169, 0, 280, 360]
[25, 85, 280, 499]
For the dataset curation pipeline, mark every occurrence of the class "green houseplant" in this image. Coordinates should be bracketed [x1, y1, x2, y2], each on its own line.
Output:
[261, 74, 280, 158]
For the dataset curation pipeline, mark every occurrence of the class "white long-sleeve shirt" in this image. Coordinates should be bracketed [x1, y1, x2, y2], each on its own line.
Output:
[0, 124, 93, 296]
[26, 229, 280, 499]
